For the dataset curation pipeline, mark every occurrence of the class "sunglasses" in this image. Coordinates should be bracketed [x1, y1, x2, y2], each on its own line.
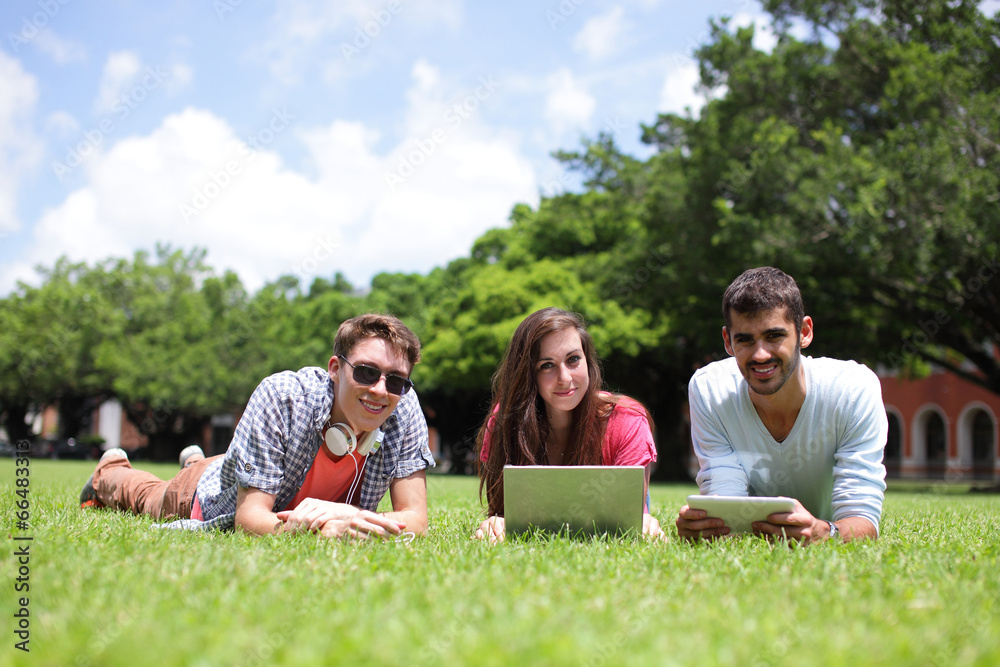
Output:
[338, 355, 414, 396]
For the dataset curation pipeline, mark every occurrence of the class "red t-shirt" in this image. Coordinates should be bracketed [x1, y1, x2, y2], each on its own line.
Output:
[287, 449, 368, 509]
[479, 394, 657, 466]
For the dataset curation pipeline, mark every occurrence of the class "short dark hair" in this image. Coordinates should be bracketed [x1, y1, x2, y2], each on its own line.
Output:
[723, 267, 804, 332]
[333, 313, 421, 367]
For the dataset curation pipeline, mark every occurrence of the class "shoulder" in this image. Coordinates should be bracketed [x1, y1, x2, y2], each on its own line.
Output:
[688, 358, 743, 401]
[607, 394, 647, 421]
[690, 357, 740, 384]
[603, 396, 653, 440]
[804, 357, 881, 395]
[260, 367, 330, 397]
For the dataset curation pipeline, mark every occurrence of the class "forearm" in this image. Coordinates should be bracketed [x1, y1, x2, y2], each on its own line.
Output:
[235, 486, 282, 536]
[387, 470, 428, 536]
[382, 509, 427, 536]
[833, 516, 879, 542]
[235, 504, 282, 536]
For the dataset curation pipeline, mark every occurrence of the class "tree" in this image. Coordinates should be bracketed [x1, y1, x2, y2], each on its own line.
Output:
[83, 247, 255, 457]
[642, 0, 1000, 391]
[413, 168, 687, 476]
[0, 258, 111, 443]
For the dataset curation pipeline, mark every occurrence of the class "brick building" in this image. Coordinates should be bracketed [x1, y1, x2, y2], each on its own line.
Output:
[880, 369, 999, 482]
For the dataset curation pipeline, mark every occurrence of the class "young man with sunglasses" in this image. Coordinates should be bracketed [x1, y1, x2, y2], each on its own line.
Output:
[675, 267, 887, 543]
[80, 314, 434, 539]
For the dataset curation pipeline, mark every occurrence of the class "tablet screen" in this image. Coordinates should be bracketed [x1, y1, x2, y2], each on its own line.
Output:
[686, 495, 796, 534]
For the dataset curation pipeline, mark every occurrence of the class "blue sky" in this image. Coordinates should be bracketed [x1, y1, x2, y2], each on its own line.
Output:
[0, 0, 905, 294]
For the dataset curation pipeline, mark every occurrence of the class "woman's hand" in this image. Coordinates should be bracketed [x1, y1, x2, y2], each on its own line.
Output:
[473, 516, 506, 543]
[642, 513, 665, 540]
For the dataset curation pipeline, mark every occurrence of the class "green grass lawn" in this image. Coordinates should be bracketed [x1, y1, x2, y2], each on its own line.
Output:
[3, 459, 999, 667]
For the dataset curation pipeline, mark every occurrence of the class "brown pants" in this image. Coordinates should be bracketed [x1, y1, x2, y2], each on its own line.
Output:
[92, 454, 223, 520]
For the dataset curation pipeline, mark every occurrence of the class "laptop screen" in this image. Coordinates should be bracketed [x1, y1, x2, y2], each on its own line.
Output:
[503, 465, 644, 537]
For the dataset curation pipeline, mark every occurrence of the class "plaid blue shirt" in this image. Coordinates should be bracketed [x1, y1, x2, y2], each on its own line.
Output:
[157, 367, 433, 531]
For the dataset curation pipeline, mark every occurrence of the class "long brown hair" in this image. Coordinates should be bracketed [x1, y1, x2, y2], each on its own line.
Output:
[476, 307, 618, 516]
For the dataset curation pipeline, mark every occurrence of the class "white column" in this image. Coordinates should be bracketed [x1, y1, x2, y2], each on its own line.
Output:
[98, 399, 122, 451]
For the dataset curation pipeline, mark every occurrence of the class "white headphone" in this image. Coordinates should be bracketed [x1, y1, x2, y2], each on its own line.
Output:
[324, 422, 383, 457]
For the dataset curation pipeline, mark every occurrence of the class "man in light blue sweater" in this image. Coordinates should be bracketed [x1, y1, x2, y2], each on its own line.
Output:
[676, 267, 887, 543]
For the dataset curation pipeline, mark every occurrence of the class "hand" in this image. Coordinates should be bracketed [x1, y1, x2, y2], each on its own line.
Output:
[752, 498, 829, 544]
[675, 504, 730, 541]
[317, 510, 406, 540]
[276, 498, 360, 534]
[473, 516, 505, 543]
[642, 513, 665, 540]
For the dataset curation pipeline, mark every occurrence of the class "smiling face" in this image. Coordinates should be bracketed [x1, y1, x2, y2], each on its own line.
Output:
[328, 336, 412, 435]
[535, 328, 590, 418]
[723, 308, 813, 397]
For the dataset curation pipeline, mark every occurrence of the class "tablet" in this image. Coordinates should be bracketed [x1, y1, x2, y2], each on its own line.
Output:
[686, 495, 796, 534]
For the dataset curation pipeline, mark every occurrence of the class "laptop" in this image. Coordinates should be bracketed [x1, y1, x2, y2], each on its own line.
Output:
[503, 465, 645, 537]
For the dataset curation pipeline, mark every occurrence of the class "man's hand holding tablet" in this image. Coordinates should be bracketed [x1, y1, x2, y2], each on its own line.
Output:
[686, 494, 795, 533]
[678, 495, 813, 541]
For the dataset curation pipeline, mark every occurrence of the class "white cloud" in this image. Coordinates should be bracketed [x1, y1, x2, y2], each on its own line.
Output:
[2, 65, 538, 294]
[573, 7, 627, 61]
[980, 1, 1000, 17]
[33, 29, 86, 64]
[94, 50, 142, 114]
[44, 111, 79, 137]
[657, 58, 704, 116]
[544, 69, 596, 135]
[788, 19, 813, 42]
[168, 63, 193, 91]
[0, 52, 42, 236]
[732, 12, 778, 53]
[259, 0, 463, 84]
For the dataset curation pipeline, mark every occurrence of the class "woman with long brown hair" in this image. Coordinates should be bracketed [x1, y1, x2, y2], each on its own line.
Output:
[473, 307, 662, 541]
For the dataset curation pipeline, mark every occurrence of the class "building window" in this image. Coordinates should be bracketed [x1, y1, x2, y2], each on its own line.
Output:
[925, 412, 946, 478]
[971, 410, 995, 478]
[885, 412, 901, 477]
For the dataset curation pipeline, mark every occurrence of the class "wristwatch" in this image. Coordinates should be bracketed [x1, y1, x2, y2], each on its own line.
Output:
[826, 520, 839, 540]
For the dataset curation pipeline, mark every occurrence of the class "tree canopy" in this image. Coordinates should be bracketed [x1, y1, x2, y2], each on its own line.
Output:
[2, 0, 997, 474]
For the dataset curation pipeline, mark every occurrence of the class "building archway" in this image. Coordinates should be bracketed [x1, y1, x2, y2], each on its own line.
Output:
[911, 405, 948, 479]
[958, 403, 997, 481]
[884, 407, 903, 478]
[925, 413, 947, 478]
